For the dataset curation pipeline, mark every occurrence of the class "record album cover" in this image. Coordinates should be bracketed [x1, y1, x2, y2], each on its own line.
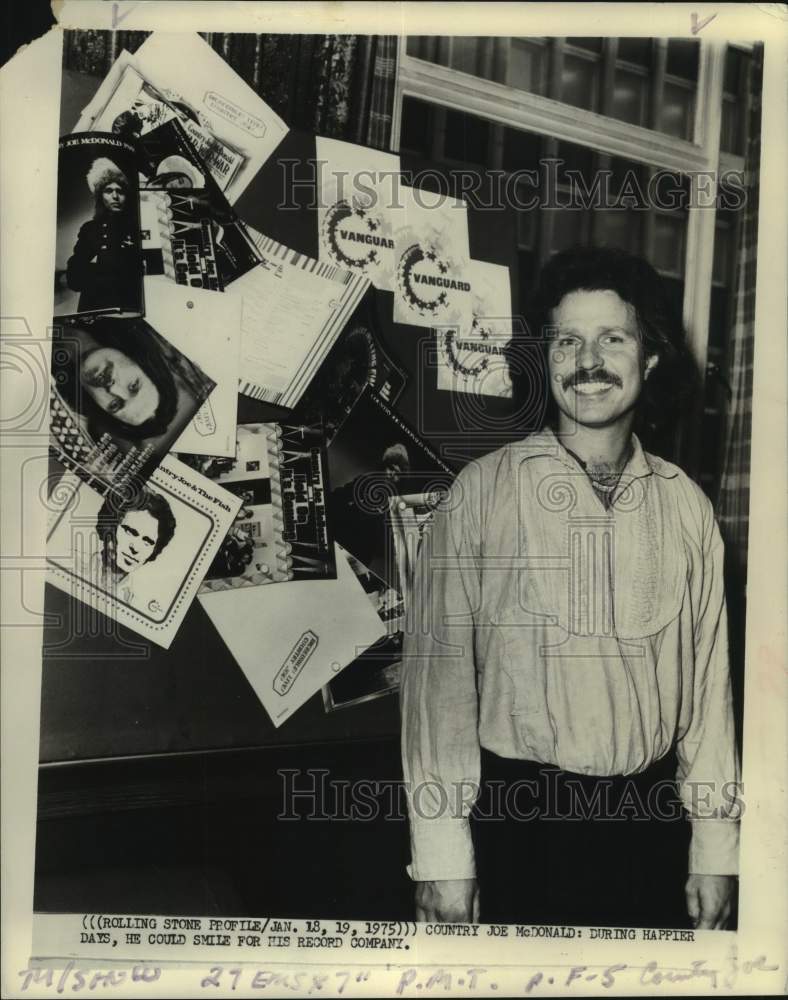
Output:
[180, 421, 336, 591]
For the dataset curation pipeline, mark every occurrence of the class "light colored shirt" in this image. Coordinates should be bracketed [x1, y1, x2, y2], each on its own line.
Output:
[400, 429, 740, 881]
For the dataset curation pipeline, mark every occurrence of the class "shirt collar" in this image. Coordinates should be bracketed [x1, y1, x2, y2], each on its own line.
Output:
[514, 426, 678, 480]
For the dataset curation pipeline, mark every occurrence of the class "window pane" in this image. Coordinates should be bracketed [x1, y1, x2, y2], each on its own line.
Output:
[549, 207, 591, 253]
[566, 37, 604, 54]
[653, 214, 687, 277]
[517, 249, 538, 303]
[659, 81, 694, 140]
[617, 38, 652, 68]
[720, 46, 752, 155]
[444, 109, 490, 165]
[712, 223, 733, 286]
[611, 68, 648, 126]
[720, 98, 743, 156]
[709, 285, 731, 356]
[517, 205, 538, 249]
[666, 39, 699, 82]
[608, 158, 647, 199]
[399, 97, 433, 157]
[556, 141, 595, 188]
[508, 38, 549, 95]
[405, 36, 445, 65]
[502, 126, 543, 173]
[561, 52, 599, 111]
[723, 45, 746, 93]
[593, 209, 642, 253]
[450, 36, 481, 75]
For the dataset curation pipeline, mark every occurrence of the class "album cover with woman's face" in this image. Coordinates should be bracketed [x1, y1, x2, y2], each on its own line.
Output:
[49, 314, 216, 498]
[54, 133, 144, 317]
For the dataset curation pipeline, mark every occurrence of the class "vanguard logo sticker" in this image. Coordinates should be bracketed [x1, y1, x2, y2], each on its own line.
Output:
[396, 243, 471, 318]
[321, 199, 394, 272]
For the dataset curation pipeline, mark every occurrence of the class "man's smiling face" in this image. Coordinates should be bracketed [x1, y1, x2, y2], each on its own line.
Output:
[547, 288, 658, 432]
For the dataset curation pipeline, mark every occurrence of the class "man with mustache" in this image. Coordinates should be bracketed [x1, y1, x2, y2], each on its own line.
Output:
[401, 246, 740, 932]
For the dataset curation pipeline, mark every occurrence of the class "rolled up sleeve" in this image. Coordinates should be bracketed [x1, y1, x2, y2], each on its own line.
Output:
[400, 468, 482, 881]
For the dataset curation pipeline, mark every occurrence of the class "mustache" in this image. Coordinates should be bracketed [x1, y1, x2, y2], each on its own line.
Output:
[564, 369, 622, 390]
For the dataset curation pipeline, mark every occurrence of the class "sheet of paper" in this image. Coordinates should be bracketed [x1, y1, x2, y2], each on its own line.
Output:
[46, 456, 242, 649]
[199, 545, 386, 727]
[144, 277, 241, 457]
[316, 136, 403, 291]
[392, 184, 471, 329]
[435, 258, 514, 398]
[132, 32, 288, 204]
[228, 229, 370, 408]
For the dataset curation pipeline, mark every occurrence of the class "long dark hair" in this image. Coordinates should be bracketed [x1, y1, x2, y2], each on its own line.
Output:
[54, 317, 178, 440]
[96, 488, 177, 567]
[509, 246, 698, 444]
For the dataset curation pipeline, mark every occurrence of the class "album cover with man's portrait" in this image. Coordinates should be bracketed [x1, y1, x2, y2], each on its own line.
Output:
[49, 313, 216, 498]
[54, 132, 144, 318]
[45, 456, 242, 649]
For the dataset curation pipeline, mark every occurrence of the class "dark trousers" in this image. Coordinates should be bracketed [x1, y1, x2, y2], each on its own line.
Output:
[472, 749, 692, 929]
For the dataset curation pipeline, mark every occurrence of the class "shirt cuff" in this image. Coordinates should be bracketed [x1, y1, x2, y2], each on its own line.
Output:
[689, 819, 740, 875]
[407, 816, 476, 882]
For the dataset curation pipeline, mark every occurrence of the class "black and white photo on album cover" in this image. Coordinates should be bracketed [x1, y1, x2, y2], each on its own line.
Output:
[179, 420, 335, 590]
[54, 133, 144, 317]
[137, 118, 260, 286]
[46, 456, 242, 649]
[49, 313, 216, 498]
[293, 295, 408, 444]
[326, 386, 455, 590]
[75, 48, 246, 195]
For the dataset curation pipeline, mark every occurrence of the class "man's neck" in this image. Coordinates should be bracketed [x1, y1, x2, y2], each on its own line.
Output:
[100, 553, 128, 588]
[554, 418, 634, 480]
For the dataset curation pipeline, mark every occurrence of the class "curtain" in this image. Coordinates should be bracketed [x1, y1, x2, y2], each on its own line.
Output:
[715, 44, 763, 582]
[62, 31, 398, 150]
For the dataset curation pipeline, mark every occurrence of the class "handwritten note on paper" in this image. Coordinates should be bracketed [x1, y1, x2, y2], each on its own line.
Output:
[26, 910, 783, 995]
[227, 232, 369, 408]
[16, 952, 782, 995]
[234, 262, 340, 401]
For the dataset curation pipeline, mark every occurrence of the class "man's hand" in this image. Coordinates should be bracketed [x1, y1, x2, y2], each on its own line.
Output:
[685, 874, 736, 929]
[415, 879, 479, 923]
